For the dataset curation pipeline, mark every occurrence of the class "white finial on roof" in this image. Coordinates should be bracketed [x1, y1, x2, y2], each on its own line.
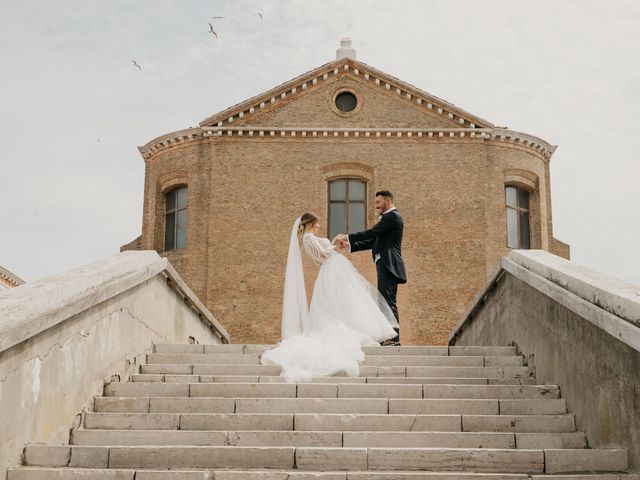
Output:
[336, 38, 356, 60]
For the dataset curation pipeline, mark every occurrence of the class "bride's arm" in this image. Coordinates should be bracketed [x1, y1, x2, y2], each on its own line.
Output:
[303, 234, 334, 263]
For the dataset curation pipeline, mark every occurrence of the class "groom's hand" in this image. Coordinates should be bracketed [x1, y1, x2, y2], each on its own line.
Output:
[332, 234, 347, 245]
[332, 234, 350, 251]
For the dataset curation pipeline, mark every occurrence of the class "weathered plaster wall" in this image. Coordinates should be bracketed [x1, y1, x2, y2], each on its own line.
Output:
[0, 252, 227, 478]
[450, 250, 640, 470]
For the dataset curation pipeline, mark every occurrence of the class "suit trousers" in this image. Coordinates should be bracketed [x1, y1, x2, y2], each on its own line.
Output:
[376, 261, 400, 341]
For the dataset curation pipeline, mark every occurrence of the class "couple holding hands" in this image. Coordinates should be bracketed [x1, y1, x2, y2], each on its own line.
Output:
[261, 190, 407, 382]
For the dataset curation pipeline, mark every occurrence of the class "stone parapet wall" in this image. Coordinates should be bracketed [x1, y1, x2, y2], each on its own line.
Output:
[0, 251, 229, 478]
[450, 250, 640, 470]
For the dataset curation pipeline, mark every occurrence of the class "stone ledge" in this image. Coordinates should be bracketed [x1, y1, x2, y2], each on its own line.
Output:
[138, 126, 554, 162]
[0, 251, 229, 354]
[508, 250, 640, 327]
[450, 250, 640, 353]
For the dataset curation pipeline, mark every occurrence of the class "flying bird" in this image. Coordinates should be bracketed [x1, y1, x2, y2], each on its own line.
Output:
[132, 59, 142, 71]
[211, 16, 226, 19]
[257, 12, 263, 20]
[208, 23, 218, 37]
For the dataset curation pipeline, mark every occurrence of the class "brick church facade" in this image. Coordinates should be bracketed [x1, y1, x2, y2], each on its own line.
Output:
[122, 40, 569, 345]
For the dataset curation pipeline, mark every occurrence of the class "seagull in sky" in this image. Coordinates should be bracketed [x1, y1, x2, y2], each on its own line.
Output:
[257, 12, 263, 20]
[132, 60, 142, 71]
[208, 23, 218, 37]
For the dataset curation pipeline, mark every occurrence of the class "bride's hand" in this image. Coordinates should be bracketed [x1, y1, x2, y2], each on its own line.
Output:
[332, 234, 347, 246]
[333, 239, 347, 251]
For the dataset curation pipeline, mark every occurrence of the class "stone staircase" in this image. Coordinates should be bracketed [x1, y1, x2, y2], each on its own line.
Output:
[10, 344, 637, 479]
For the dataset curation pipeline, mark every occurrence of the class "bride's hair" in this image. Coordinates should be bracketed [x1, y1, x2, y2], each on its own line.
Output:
[298, 212, 318, 235]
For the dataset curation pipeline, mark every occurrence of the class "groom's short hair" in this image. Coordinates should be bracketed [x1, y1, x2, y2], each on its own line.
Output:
[376, 190, 394, 202]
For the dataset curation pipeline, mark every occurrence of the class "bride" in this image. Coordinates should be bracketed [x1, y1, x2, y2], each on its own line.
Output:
[261, 212, 399, 382]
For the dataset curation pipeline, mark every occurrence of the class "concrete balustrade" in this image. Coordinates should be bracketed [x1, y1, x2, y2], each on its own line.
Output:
[0, 251, 228, 478]
[450, 250, 640, 470]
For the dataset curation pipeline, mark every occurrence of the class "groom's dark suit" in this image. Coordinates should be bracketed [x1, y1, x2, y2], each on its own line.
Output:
[348, 209, 406, 341]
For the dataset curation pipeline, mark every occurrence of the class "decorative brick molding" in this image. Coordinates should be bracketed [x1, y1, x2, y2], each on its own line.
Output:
[0, 266, 24, 289]
[198, 58, 493, 130]
[137, 58, 556, 162]
[138, 128, 204, 162]
[139, 127, 555, 162]
[321, 161, 374, 182]
[504, 168, 539, 190]
[158, 171, 189, 194]
[329, 87, 363, 117]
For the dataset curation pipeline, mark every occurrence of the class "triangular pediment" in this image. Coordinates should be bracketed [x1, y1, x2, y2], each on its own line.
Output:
[199, 58, 494, 130]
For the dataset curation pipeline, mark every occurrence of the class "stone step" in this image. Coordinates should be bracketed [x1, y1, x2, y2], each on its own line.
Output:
[10, 470, 640, 480]
[137, 365, 531, 381]
[343, 432, 587, 449]
[515, 432, 587, 449]
[295, 414, 576, 433]
[69, 429, 587, 449]
[84, 412, 294, 431]
[83, 412, 577, 433]
[130, 373, 535, 385]
[94, 397, 566, 415]
[389, 398, 567, 415]
[140, 364, 282, 376]
[448, 346, 518, 357]
[71, 429, 342, 447]
[21, 445, 628, 473]
[462, 414, 576, 433]
[152, 344, 518, 357]
[139, 364, 530, 378]
[362, 356, 523, 367]
[104, 382, 558, 400]
[154, 344, 273, 354]
[68, 429, 543, 449]
[146, 353, 523, 367]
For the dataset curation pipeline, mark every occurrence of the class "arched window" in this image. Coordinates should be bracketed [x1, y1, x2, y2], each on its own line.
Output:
[328, 179, 366, 239]
[505, 186, 530, 249]
[165, 186, 187, 251]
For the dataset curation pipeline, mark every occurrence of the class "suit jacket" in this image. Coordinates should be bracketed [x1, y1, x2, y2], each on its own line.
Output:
[348, 209, 407, 284]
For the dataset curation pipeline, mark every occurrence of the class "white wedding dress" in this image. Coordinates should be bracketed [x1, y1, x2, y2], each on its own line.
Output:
[261, 226, 398, 383]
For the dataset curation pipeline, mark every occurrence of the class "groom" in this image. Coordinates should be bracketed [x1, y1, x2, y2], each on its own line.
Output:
[334, 190, 406, 345]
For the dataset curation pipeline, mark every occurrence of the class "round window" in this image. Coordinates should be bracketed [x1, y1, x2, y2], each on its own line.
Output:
[335, 91, 357, 113]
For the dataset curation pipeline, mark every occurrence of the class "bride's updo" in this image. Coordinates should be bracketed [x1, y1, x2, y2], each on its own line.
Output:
[298, 212, 318, 234]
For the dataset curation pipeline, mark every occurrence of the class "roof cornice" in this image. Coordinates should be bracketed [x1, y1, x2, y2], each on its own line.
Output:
[0, 266, 25, 288]
[138, 126, 556, 161]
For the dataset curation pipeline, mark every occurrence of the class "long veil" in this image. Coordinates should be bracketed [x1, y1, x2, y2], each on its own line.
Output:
[280, 217, 309, 339]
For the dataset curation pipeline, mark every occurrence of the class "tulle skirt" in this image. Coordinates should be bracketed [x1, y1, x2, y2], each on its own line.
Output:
[261, 253, 398, 382]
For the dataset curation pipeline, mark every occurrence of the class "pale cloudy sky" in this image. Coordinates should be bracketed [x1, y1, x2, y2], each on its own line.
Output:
[1, 0, 639, 284]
